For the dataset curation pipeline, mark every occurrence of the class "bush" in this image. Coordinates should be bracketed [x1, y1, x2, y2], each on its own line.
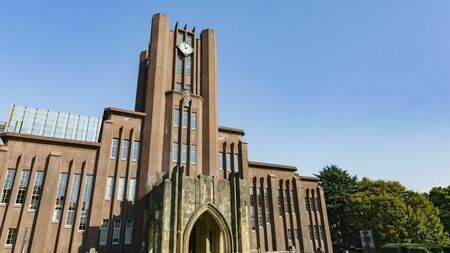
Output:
[382, 243, 445, 253]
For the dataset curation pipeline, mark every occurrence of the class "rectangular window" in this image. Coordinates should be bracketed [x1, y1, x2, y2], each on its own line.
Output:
[309, 225, 314, 240]
[117, 177, 125, 201]
[105, 176, 114, 200]
[226, 153, 231, 171]
[291, 190, 296, 215]
[122, 140, 130, 160]
[175, 82, 183, 91]
[112, 219, 121, 245]
[174, 109, 180, 127]
[172, 143, 179, 162]
[305, 197, 310, 212]
[133, 141, 140, 161]
[1, 169, 16, 203]
[176, 54, 183, 73]
[315, 225, 320, 239]
[111, 138, 119, 158]
[15, 170, 30, 204]
[124, 220, 133, 245]
[66, 174, 81, 226]
[99, 219, 109, 246]
[287, 229, 292, 246]
[310, 197, 315, 212]
[218, 152, 223, 170]
[296, 229, 301, 241]
[319, 225, 324, 240]
[191, 112, 197, 130]
[233, 154, 239, 171]
[257, 188, 263, 227]
[79, 175, 93, 231]
[190, 145, 196, 164]
[128, 178, 136, 201]
[30, 171, 44, 210]
[284, 190, 289, 213]
[278, 189, 283, 215]
[5, 228, 16, 246]
[186, 55, 192, 75]
[315, 197, 320, 211]
[53, 173, 69, 221]
[249, 187, 256, 231]
[181, 144, 187, 163]
[264, 188, 271, 225]
[182, 111, 188, 128]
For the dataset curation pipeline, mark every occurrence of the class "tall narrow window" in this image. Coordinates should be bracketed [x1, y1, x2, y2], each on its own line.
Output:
[99, 219, 109, 246]
[190, 145, 196, 164]
[296, 229, 301, 241]
[111, 138, 119, 158]
[291, 190, 296, 215]
[278, 189, 283, 215]
[30, 171, 44, 210]
[233, 154, 240, 171]
[174, 109, 180, 127]
[305, 197, 310, 212]
[117, 177, 125, 201]
[315, 197, 320, 211]
[257, 188, 263, 227]
[172, 143, 179, 162]
[284, 190, 289, 213]
[5, 228, 16, 246]
[182, 111, 188, 128]
[53, 173, 68, 221]
[226, 153, 231, 171]
[287, 229, 292, 246]
[249, 187, 256, 231]
[191, 112, 197, 130]
[124, 220, 133, 245]
[128, 178, 136, 201]
[264, 188, 271, 225]
[79, 175, 93, 231]
[66, 174, 81, 226]
[218, 152, 223, 170]
[175, 82, 183, 91]
[315, 225, 320, 240]
[105, 176, 114, 200]
[112, 219, 121, 245]
[181, 144, 187, 163]
[133, 141, 140, 161]
[319, 225, 324, 240]
[186, 56, 192, 75]
[15, 170, 30, 204]
[310, 197, 315, 212]
[1, 169, 16, 203]
[122, 140, 130, 160]
[176, 53, 183, 73]
[309, 225, 314, 240]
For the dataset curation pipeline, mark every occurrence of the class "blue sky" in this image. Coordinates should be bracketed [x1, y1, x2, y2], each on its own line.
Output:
[1, 1, 449, 192]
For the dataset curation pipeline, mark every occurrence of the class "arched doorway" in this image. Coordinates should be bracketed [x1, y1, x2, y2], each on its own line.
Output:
[184, 205, 232, 253]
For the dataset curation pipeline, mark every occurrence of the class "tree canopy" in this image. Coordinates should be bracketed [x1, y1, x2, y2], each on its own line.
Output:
[429, 186, 450, 235]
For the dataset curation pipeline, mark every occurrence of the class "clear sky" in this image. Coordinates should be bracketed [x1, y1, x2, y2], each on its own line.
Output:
[1, 1, 449, 192]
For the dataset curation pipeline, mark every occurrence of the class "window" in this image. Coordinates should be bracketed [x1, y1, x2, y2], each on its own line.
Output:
[122, 140, 130, 160]
[112, 219, 121, 245]
[128, 178, 136, 201]
[191, 112, 197, 130]
[190, 145, 196, 164]
[257, 188, 263, 227]
[226, 153, 231, 171]
[117, 177, 125, 201]
[278, 189, 283, 215]
[296, 229, 301, 241]
[284, 190, 289, 213]
[315, 197, 320, 211]
[111, 138, 119, 158]
[133, 141, 140, 161]
[105, 176, 114, 200]
[315, 225, 320, 240]
[186, 56, 192, 75]
[305, 197, 310, 212]
[218, 152, 223, 170]
[319, 225, 324, 240]
[30, 171, 44, 210]
[264, 188, 271, 225]
[175, 82, 183, 91]
[310, 197, 315, 212]
[124, 220, 133, 245]
[249, 187, 256, 231]
[287, 229, 292, 246]
[99, 219, 109, 246]
[174, 109, 180, 127]
[15, 170, 30, 204]
[5, 228, 16, 246]
[79, 175, 93, 231]
[172, 143, 179, 162]
[1, 169, 16, 203]
[176, 53, 183, 73]
[309, 225, 314, 240]
[181, 144, 187, 163]
[66, 174, 81, 226]
[182, 111, 188, 128]
[233, 154, 239, 171]
[53, 173, 69, 221]
[291, 190, 296, 214]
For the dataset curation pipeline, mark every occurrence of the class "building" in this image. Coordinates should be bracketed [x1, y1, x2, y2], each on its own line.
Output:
[0, 13, 332, 253]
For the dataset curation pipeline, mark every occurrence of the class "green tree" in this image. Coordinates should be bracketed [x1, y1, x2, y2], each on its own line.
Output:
[317, 165, 359, 252]
[347, 178, 449, 249]
[429, 186, 450, 234]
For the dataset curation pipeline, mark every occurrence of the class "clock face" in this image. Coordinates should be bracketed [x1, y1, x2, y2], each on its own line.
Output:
[177, 41, 194, 56]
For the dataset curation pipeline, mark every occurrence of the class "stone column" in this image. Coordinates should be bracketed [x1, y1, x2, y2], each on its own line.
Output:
[318, 187, 333, 253]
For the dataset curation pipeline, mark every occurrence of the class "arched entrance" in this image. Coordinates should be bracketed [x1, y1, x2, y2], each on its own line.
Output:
[183, 204, 232, 253]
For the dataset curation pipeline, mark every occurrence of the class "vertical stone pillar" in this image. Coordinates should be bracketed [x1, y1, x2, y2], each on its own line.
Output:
[135, 50, 149, 112]
[269, 175, 284, 251]
[29, 151, 61, 253]
[318, 187, 333, 253]
[297, 183, 313, 253]
[200, 29, 218, 176]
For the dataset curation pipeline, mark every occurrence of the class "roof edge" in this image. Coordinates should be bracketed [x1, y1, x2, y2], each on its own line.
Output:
[218, 126, 245, 136]
[104, 107, 146, 118]
[248, 161, 297, 171]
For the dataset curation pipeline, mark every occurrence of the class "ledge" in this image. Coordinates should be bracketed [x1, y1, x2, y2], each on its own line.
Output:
[104, 107, 146, 118]
[0, 132, 101, 148]
[218, 126, 245, 136]
[298, 175, 320, 182]
[248, 161, 297, 172]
